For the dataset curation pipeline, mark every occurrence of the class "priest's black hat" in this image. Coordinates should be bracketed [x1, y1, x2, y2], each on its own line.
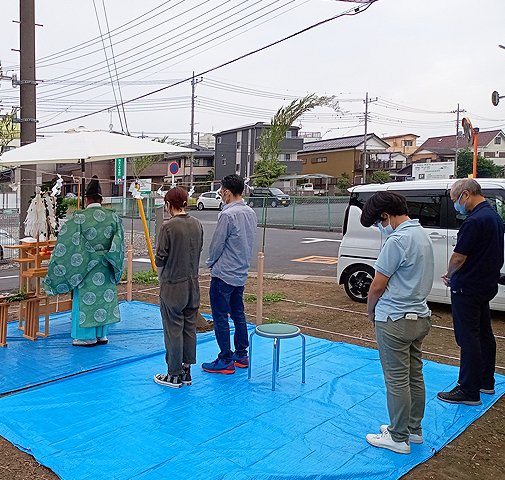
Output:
[85, 175, 102, 197]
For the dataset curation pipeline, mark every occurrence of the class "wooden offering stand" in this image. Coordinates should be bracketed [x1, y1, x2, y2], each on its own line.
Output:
[1, 240, 72, 346]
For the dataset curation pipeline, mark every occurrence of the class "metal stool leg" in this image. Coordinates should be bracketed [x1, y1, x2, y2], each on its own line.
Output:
[272, 338, 278, 391]
[276, 338, 281, 372]
[247, 331, 255, 380]
[301, 333, 306, 383]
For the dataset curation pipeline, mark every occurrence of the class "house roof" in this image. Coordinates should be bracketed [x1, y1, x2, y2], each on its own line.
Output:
[381, 133, 420, 139]
[415, 130, 503, 154]
[298, 133, 390, 154]
[215, 122, 300, 136]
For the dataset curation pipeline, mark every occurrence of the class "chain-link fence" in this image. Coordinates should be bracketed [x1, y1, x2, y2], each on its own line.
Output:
[244, 196, 349, 231]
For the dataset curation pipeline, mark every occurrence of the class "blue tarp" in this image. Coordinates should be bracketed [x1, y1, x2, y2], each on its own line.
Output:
[0, 301, 214, 394]
[0, 301, 503, 479]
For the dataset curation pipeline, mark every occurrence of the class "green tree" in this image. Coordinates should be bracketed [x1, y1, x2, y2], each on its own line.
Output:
[255, 94, 339, 187]
[0, 108, 19, 155]
[456, 148, 501, 178]
[369, 170, 391, 184]
[337, 172, 351, 191]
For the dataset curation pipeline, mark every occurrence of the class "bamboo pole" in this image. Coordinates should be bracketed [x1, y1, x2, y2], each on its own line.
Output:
[256, 251, 264, 325]
[137, 197, 157, 272]
[127, 244, 133, 302]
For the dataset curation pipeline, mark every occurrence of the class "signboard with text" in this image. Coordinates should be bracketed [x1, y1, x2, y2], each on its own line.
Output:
[115, 158, 124, 184]
[138, 178, 152, 194]
[412, 162, 455, 180]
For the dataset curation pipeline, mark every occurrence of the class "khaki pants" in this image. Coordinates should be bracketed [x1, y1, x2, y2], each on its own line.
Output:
[375, 316, 432, 443]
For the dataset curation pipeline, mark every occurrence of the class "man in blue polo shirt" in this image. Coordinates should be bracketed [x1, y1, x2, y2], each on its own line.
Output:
[361, 191, 434, 455]
[438, 178, 504, 405]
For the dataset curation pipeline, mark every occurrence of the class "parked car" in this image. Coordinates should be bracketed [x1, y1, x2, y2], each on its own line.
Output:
[196, 191, 224, 210]
[337, 179, 505, 311]
[247, 187, 290, 208]
[0, 229, 16, 260]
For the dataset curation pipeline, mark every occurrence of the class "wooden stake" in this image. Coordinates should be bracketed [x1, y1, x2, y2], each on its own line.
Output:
[127, 244, 133, 301]
[256, 251, 265, 325]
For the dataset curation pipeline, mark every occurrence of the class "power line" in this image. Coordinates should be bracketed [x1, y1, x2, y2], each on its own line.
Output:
[38, 1, 378, 129]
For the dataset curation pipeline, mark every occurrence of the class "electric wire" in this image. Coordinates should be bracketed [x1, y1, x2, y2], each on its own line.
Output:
[38, 1, 378, 129]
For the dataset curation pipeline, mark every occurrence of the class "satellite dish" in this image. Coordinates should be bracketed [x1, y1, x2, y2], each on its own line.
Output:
[492, 91, 501, 107]
[462, 118, 473, 143]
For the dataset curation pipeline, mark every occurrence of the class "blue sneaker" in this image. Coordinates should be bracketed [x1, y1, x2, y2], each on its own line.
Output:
[202, 358, 235, 374]
[232, 352, 249, 368]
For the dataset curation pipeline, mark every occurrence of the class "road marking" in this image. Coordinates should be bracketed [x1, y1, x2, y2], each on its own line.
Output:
[291, 255, 338, 265]
[0, 275, 20, 280]
[132, 258, 152, 263]
[301, 238, 341, 244]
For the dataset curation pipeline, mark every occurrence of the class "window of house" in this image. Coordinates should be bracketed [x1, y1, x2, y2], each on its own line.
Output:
[495, 137, 502, 145]
[236, 141, 241, 150]
[235, 164, 240, 173]
[404, 140, 413, 147]
[217, 137, 222, 144]
[286, 131, 292, 138]
[302, 159, 307, 164]
[285, 153, 291, 161]
[221, 157, 226, 166]
[314, 157, 327, 163]
[396, 161, 404, 169]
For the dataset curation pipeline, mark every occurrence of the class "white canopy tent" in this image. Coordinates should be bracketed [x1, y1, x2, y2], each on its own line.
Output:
[0, 128, 194, 204]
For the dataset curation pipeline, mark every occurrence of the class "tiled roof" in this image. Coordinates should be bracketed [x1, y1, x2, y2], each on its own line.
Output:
[299, 134, 387, 153]
[416, 130, 503, 153]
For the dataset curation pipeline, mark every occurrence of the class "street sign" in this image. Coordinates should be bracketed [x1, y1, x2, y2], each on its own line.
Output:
[115, 158, 124, 184]
[169, 162, 179, 175]
[138, 178, 152, 195]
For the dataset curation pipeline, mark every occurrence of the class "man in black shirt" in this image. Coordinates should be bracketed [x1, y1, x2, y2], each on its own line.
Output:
[438, 178, 504, 405]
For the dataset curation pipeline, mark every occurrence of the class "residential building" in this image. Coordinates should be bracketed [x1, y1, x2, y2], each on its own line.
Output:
[213, 122, 303, 182]
[412, 130, 505, 165]
[381, 133, 419, 156]
[297, 133, 391, 185]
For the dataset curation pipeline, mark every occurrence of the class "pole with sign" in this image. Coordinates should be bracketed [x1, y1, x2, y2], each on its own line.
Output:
[169, 162, 179, 188]
[115, 158, 124, 184]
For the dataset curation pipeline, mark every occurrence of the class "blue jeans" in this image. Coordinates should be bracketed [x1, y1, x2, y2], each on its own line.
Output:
[209, 277, 248, 364]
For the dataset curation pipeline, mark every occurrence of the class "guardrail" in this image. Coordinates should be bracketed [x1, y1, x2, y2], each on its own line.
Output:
[244, 196, 349, 231]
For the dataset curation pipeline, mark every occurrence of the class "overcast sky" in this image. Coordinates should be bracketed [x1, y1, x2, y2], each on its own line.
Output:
[1, 0, 505, 145]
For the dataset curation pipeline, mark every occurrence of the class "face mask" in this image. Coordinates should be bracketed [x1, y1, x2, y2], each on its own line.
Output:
[453, 192, 468, 215]
[375, 217, 394, 236]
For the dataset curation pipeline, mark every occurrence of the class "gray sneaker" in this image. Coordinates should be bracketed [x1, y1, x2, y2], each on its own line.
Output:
[181, 366, 192, 386]
[380, 425, 423, 444]
[366, 429, 410, 454]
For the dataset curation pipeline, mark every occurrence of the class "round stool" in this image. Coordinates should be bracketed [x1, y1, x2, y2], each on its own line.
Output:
[247, 323, 305, 391]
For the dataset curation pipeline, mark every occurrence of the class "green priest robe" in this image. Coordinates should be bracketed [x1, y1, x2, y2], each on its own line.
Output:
[42, 207, 125, 328]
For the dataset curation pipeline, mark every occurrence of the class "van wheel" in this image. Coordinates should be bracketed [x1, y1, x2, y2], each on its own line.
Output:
[197, 202, 204, 210]
[343, 265, 375, 303]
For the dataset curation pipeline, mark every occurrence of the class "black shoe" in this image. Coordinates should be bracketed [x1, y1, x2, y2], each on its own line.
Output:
[181, 366, 192, 386]
[153, 373, 182, 388]
[437, 386, 481, 406]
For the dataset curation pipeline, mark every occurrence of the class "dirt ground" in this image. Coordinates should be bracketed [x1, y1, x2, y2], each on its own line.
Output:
[1, 276, 505, 479]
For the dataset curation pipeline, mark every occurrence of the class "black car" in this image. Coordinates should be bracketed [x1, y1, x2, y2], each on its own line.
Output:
[247, 187, 291, 208]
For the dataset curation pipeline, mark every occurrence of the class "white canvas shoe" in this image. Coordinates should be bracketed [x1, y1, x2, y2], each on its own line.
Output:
[380, 425, 423, 444]
[366, 429, 410, 454]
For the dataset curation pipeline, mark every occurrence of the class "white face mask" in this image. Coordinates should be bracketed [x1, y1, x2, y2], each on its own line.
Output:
[376, 217, 394, 236]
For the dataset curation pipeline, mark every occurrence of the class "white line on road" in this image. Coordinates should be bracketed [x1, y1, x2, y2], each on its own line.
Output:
[132, 258, 152, 263]
[0, 275, 21, 280]
[300, 238, 341, 244]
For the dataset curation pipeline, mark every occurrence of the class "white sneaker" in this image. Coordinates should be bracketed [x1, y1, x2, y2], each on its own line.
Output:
[380, 425, 423, 444]
[366, 429, 410, 454]
[72, 338, 97, 347]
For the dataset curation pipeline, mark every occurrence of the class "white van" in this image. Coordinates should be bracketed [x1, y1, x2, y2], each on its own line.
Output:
[337, 179, 505, 311]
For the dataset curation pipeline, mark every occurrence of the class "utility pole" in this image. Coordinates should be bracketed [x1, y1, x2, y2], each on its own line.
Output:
[361, 93, 377, 183]
[189, 72, 203, 187]
[19, 0, 37, 239]
[451, 104, 466, 172]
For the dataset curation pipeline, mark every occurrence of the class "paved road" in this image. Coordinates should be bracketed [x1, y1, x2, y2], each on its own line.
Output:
[0, 208, 343, 293]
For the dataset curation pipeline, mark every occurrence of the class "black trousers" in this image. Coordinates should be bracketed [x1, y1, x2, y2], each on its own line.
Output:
[451, 291, 496, 398]
[159, 278, 200, 375]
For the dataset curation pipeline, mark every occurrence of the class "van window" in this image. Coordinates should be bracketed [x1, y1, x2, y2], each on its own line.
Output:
[399, 190, 444, 228]
[452, 189, 505, 229]
[350, 189, 444, 228]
